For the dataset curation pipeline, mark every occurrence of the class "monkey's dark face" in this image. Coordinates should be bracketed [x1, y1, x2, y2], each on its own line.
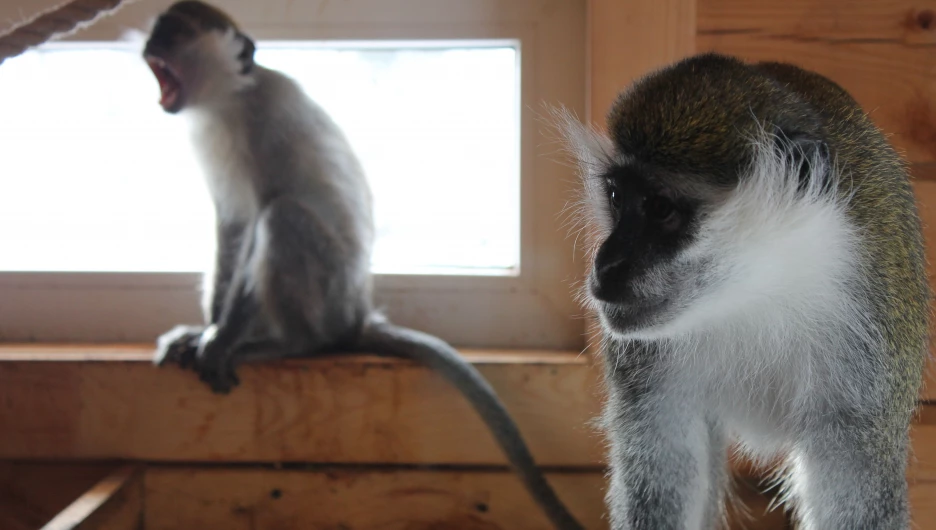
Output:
[143, 1, 256, 113]
[585, 163, 706, 335]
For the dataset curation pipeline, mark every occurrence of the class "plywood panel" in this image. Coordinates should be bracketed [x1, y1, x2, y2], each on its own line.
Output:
[698, 0, 936, 163]
[0, 347, 605, 466]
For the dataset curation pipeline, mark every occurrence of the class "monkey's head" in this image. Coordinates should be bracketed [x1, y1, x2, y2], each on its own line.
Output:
[143, 1, 256, 113]
[562, 53, 852, 340]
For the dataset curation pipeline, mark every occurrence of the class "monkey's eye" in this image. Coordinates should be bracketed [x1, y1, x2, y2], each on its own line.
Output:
[644, 195, 679, 230]
[607, 182, 622, 212]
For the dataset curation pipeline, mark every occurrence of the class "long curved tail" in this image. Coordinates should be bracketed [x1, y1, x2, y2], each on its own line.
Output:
[355, 314, 585, 530]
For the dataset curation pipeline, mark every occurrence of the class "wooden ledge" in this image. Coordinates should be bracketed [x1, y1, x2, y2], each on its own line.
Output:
[0, 343, 593, 366]
[0, 344, 607, 467]
[4, 343, 935, 483]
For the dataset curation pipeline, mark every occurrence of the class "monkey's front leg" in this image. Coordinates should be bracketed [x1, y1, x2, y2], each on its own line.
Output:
[605, 408, 721, 530]
[603, 349, 724, 530]
[193, 289, 259, 393]
[791, 416, 911, 529]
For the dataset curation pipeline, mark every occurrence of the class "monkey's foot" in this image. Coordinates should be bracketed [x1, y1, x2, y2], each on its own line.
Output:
[193, 329, 241, 394]
[154, 325, 203, 368]
[195, 363, 240, 394]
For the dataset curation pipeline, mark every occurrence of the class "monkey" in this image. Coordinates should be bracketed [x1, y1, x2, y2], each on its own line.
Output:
[140, 2, 584, 529]
[557, 52, 930, 529]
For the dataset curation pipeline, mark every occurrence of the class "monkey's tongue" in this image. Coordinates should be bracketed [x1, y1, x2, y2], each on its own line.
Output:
[145, 57, 182, 111]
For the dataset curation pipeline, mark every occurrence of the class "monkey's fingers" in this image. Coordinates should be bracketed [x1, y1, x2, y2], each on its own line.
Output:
[196, 363, 240, 394]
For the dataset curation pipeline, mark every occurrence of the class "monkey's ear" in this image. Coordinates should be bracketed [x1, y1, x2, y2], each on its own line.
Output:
[774, 129, 831, 193]
[551, 106, 615, 179]
[236, 32, 256, 74]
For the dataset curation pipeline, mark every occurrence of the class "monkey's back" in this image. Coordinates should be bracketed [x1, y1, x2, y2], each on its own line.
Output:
[756, 61, 930, 415]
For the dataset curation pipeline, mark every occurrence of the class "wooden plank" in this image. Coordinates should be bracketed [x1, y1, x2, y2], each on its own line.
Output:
[914, 163, 936, 182]
[0, 347, 606, 466]
[909, 407, 936, 483]
[700, 0, 936, 44]
[141, 466, 788, 530]
[587, 0, 695, 124]
[0, 463, 115, 530]
[911, 481, 936, 529]
[697, 0, 936, 164]
[913, 181, 936, 400]
[41, 465, 142, 530]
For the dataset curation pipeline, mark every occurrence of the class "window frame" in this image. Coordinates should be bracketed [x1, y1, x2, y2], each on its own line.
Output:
[0, 0, 587, 350]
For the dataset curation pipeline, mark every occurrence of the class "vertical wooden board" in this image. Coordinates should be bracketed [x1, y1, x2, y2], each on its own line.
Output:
[143, 467, 609, 530]
[697, 1, 936, 163]
[587, 0, 696, 124]
[912, 181, 936, 400]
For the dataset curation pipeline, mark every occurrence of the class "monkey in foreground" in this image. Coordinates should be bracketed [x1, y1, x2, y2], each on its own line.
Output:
[559, 53, 929, 529]
[141, 2, 584, 529]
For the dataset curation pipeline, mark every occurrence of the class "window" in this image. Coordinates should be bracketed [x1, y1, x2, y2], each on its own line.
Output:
[0, 0, 586, 349]
[1, 42, 519, 275]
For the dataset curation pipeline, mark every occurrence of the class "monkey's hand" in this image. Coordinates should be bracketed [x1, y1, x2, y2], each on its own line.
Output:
[154, 325, 203, 368]
[193, 325, 240, 394]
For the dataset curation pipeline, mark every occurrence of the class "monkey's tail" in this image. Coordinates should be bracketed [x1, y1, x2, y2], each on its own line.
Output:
[355, 313, 585, 530]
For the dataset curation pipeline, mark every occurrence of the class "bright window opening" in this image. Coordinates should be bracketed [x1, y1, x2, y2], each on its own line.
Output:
[0, 41, 520, 275]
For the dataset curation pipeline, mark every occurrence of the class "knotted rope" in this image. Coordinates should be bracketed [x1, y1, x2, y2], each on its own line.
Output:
[0, 0, 134, 66]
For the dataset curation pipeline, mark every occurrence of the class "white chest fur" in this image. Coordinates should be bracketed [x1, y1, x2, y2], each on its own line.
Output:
[187, 111, 259, 222]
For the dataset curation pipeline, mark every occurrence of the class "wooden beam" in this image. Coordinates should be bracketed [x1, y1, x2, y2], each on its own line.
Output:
[140, 465, 788, 530]
[0, 346, 606, 466]
[587, 0, 696, 125]
[41, 465, 142, 530]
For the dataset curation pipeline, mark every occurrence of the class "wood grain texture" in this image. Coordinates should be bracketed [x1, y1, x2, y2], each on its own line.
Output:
[697, 0, 936, 163]
[0, 347, 606, 466]
[588, 0, 696, 124]
[141, 466, 788, 530]
[41, 465, 142, 530]
[699, 0, 936, 43]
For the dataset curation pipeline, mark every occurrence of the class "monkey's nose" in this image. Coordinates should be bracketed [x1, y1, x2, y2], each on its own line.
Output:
[590, 258, 634, 304]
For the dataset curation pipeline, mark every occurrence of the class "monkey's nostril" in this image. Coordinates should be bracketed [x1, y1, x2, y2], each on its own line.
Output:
[595, 255, 628, 280]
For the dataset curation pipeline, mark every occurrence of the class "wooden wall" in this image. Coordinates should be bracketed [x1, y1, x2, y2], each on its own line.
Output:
[586, 0, 936, 527]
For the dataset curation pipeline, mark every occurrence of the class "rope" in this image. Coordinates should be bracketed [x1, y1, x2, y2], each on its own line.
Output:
[0, 0, 134, 66]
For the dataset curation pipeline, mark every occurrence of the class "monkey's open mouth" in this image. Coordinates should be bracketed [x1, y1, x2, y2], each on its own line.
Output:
[145, 56, 184, 113]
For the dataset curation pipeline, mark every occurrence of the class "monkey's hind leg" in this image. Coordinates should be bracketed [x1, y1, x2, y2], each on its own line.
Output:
[194, 198, 353, 393]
